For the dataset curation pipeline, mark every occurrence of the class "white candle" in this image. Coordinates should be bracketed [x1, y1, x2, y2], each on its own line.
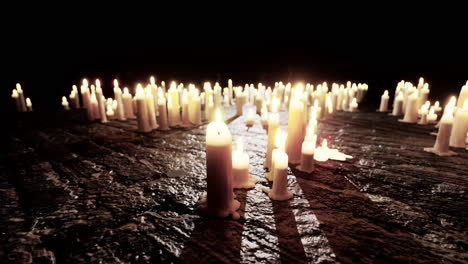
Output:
[81, 79, 91, 114]
[15, 83, 27, 112]
[11, 89, 21, 112]
[122, 88, 136, 119]
[112, 80, 126, 121]
[106, 104, 115, 119]
[70, 85, 80, 108]
[228, 79, 233, 104]
[206, 95, 215, 122]
[235, 88, 246, 116]
[427, 106, 438, 123]
[449, 99, 468, 148]
[379, 90, 390, 112]
[62, 96, 70, 110]
[418, 103, 429, 125]
[168, 93, 181, 127]
[264, 99, 280, 170]
[314, 139, 330, 162]
[260, 102, 268, 130]
[245, 108, 255, 128]
[25, 97, 33, 112]
[434, 101, 442, 113]
[232, 138, 257, 189]
[391, 92, 404, 116]
[349, 98, 358, 112]
[188, 90, 201, 125]
[400, 91, 419, 123]
[90, 92, 99, 120]
[96, 87, 107, 123]
[286, 99, 306, 164]
[205, 109, 240, 219]
[456, 84, 468, 108]
[145, 88, 158, 130]
[264, 129, 293, 201]
[424, 106, 456, 156]
[157, 88, 170, 130]
[181, 90, 191, 127]
[135, 84, 152, 132]
[419, 83, 430, 108]
[297, 123, 316, 173]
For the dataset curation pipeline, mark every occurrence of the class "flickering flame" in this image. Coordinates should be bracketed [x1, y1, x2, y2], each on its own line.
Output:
[237, 138, 244, 152]
[383, 90, 389, 96]
[150, 76, 155, 85]
[170, 81, 177, 90]
[463, 99, 468, 110]
[215, 108, 222, 122]
[26, 98, 32, 107]
[434, 101, 440, 108]
[16, 83, 22, 92]
[96, 79, 101, 88]
[83, 78, 88, 87]
[11, 89, 18, 97]
[72, 85, 77, 91]
[419, 77, 424, 84]
[423, 83, 429, 90]
[448, 96, 456, 107]
[122, 87, 129, 95]
[62, 96, 67, 103]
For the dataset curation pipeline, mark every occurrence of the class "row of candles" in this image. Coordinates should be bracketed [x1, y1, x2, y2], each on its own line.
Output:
[377, 78, 468, 155]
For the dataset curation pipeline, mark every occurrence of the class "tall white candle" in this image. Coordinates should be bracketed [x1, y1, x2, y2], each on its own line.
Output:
[378, 90, 390, 112]
[11, 89, 21, 112]
[157, 88, 170, 130]
[456, 84, 468, 108]
[297, 123, 317, 173]
[286, 99, 306, 164]
[205, 109, 240, 219]
[112, 80, 126, 121]
[135, 84, 152, 132]
[391, 92, 404, 116]
[245, 108, 255, 128]
[96, 87, 107, 123]
[264, 99, 280, 170]
[400, 91, 419, 123]
[168, 94, 181, 127]
[61, 96, 69, 110]
[122, 88, 136, 119]
[206, 95, 215, 122]
[424, 106, 457, 156]
[181, 90, 191, 127]
[449, 99, 468, 148]
[145, 88, 158, 130]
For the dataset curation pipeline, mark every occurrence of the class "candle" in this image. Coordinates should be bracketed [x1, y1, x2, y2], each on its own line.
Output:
[449, 99, 468, 148]
[145, 88, 159, 130]
[297, 123, 317, 173]
[206, 95, 215, 122]
[81, 79, 91, 114]
[418, 103, 429, 125]
[400, 91, 419, 123]
[96, 86, 107, 123]
[427, 106, 438, 123]
[434, 101, 442, 113]
[419, 83, 430, 108]
[204, 109, 240, 219]
[349, 98, 358, 112]
[245, 108, 255, 128]
[70, 85, 80, 108]
[157, 88, 170, 131]
[11, 89, 21, 112]
[15, 83, 27, 112]
[391, 92, 404, 116]
[113, 80, 126, 121]
[135, 84, 152, 132]
[168, 93, 181, 127]
[264, 99, 280, 170]
[149, 76, 158, 113]
[228, 79, 233, 104]
[122, 88, 136, 119]
[62, 96, 70, 110]
[106, 104, 115, 119]
[181, 90, 191, 127]
[189, 90, 202, 125]
[424, 106, 457, 156]
[456, 84, 468, 108]
[378, 90, 390, 112]
[260, 102, 268, 131]
[263, 129, 293, 201]
[314, 139, 330, 162]
[286, 99, 306, 164]
[90, 91, 99, 120]
[25, 97, 33, 112]
[235, 87, 246, 116]
[232, 138, 257, 189]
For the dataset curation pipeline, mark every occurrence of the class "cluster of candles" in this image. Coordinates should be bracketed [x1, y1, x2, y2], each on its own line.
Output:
[377, 78, 468, 155]
[11, 84, 33, 112]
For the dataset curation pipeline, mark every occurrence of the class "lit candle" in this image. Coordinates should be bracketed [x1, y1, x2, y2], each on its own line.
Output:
[122, 88, 136, 119]
[62, 96, 70, 110]
[181, 90, 191, 127]
[449, 99, 468, 148]
[168, 93, 181, 127]
[228, 79, 233, 104]
[81, 79, 91, 111]
[424, 105, 457, 156]
[349, 98, 358, 112]
[157, 88, 170, 130]
[112, 80, 126, 121]
[135, 84, 152, 132]
[427, 106, 438, 123]
[378, 90, 390, 112]
[145, 88, 159, 130]
[204, 109, 240, 219]
[391, 92, 404, 116]
[297, 122, 317, 173]
[15, 83, 27, 112]
[206, 95, 215, 122]
[232, 138, 257, 189]
[263, 129, 293, 201]
[96, 85, 107, 123]
[70, 85, 80, 108]
[235, 87, 246, 116]
[245, 108, 255, 128]
[264, 99, 280, 170]
[106, 104, 115, 119]
[400, 91, 419, 123]
[150, 76, 158, 113]
[456, 84, 468, 108]
[25, 97, 33, 112]
[188, 90, 202, 125]
[433, 101, 442, 113]
[260, 102, 268, 131]
[90, 91, 99, 120]
[11, 89, 21, 112]
[286, 99, 306, 164]
[419, 83, 430, 108]
[418, 102, 429, 125]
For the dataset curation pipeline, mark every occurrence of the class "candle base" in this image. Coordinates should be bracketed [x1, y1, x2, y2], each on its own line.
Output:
[262, 187, 293, 201]
[198, 194, 240, 220]
[430, 132, 438, 136]
[296, 164, 314, 174]
[233, 174, 257, 189]
[417, 120, 429, 125]
[288, 159, 301, 165]
[424, 147, 457, 156]
[180, 122, 192, 128]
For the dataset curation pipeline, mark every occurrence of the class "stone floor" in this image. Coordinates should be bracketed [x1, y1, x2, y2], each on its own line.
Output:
[0, 106, 466, 263]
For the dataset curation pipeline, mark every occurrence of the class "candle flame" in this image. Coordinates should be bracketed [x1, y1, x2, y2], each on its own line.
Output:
[215, 108, 222, 122]
[62, 96, 67, 103]
[26, 98, 32, 107]
[150, 76, 155, 85]
[96, 79, 101, 88]
[16, 83, 22, 91]
[83, 78, 88, 87]
[383, 90, 388, 96]
[112, 79, 117, 88]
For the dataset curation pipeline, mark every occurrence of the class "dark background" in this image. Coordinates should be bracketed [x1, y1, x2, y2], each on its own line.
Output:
[3, 9, 467, 113]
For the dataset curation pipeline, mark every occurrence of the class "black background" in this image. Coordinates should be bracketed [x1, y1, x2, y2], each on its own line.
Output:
[3, 7, 467, 112]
